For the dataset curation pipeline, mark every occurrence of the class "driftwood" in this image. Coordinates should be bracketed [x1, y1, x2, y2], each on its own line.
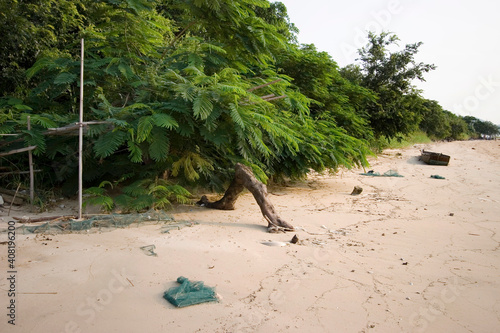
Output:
[0, 187, 25, 206]
[1, 193, 23, 206]
[197, 163, 294, 233]
[0, 188, 29, 200]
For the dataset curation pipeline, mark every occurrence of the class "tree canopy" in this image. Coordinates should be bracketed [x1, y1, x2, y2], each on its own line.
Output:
[343, 32, 436, 140]
[0, 0, 493, 210]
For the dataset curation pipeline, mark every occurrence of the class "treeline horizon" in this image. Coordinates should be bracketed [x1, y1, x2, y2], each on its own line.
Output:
[1, 0, 498, 210]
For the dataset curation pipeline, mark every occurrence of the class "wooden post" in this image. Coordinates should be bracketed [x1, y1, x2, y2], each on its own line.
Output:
[7, 183, 21, 216]
[27, 116, 35, 203]
[78, 38, 84, 220]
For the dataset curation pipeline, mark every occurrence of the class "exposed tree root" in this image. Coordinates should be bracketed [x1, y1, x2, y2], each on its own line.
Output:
[197, 163, 294, 233]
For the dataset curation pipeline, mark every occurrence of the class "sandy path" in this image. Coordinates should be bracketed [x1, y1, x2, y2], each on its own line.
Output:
[1, 140, 499, 332]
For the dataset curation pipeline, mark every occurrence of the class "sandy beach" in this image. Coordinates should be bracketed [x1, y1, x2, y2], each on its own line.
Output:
[1, 139, 499, 333]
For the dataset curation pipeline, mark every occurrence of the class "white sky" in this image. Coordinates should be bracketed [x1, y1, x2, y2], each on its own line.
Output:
[278, 0, 500, 124]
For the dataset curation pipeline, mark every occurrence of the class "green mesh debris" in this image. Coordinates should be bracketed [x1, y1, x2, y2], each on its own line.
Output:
[383, 170, 404, 177]
[163, 276, 218, 308]
[68, 219, 94, 231]
[360, 169, 403, 177]
[430, 174, 445, 179]
[360, 170, 381, 176]
[3, 210, 190, 235]
[161, 221, 199, 233]
[20, 222, 50, 234]
[140, 245, 158, 257]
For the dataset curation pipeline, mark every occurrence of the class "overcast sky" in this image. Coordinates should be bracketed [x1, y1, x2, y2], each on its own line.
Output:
[278, 0, 500, 124]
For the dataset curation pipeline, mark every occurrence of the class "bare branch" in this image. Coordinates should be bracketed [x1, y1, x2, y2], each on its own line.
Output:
[0, 146, 37, 157]
[247, 79, 283, 92]
[262, 95, 286, 102]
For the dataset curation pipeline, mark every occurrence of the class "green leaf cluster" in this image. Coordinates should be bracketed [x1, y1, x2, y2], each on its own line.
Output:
[344, 32, 436, 141]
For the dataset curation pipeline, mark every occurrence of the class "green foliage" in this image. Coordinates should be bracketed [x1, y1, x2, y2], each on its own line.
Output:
[172, 152, 214, 182]
[83, 181, 115, 212]
[117, 178, 192, 211]
[418, 99, 451, 140]
[254, 1, 299, 43]
[0, 0, 85, 94]
[350, 32, 436, 140]
[0, 98, 58, 157]
[443, 111, 470, 141]
[0, 98, 28, 126]
[463, 116, 500, 138]
[374, 130, 431, 151]
[94, 130, 128, 158]
[84, 178, 191, 212]
[4, 0, 468, 208]
[277, 44, 375, 140]
[158, 0, 287, 71]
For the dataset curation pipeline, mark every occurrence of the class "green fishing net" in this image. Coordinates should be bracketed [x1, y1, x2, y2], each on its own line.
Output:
[164, 276, 219, 308]
[2, 210, 197, 234]
[360, 169, 404, 177]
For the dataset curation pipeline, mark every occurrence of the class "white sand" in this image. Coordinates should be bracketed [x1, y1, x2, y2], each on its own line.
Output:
[1, 140, 499, 332]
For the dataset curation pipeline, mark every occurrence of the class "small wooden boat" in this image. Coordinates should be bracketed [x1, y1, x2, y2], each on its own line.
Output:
[420, 150, 450, 166]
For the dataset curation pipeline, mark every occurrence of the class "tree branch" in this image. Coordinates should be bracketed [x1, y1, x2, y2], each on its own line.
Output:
[247, 79, 283, 92]
[0, 146, 37, 157]
[197, 163, 294, 233]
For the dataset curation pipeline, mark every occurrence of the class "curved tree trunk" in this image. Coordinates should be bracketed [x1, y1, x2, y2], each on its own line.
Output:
[197, 163, 294, 233]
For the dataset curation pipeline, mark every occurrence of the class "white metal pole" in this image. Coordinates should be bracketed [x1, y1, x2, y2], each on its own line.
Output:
[78, 38, 84, 220]
[27, 116, 34, 204]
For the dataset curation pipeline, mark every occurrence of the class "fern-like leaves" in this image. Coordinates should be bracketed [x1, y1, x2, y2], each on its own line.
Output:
[94, 130, 128, 158]
[193, 91, 213, 120]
